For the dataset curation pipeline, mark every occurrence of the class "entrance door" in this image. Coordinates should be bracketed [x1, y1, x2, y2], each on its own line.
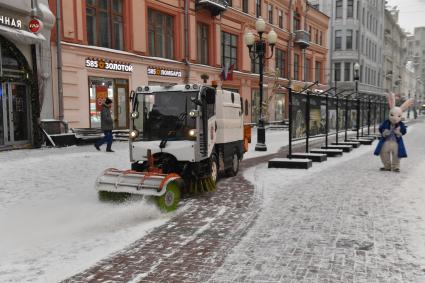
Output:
[114, 82, 129, 129]
[1, 83, 30, 145]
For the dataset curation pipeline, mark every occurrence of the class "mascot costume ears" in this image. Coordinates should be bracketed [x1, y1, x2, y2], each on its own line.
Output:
[374, 93, 414, 172]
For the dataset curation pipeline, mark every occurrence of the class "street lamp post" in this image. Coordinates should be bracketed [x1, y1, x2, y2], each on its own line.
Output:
[244, 17, 277, 151]
[407, 91, 411, 119]
[367, 95, 371, 135]
[345, 94, 349, 141]
[373, 96, 377, 134]
[360, 96, 364, 137]
[353, 63, 360, 140]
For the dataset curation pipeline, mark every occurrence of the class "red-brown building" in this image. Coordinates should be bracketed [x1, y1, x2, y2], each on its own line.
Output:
[49, 0, 329, 129]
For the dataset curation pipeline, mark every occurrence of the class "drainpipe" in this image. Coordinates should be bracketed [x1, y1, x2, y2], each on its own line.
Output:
[288, 0, 293, 87]
[183, 0, 190, 84]
[56, 0, 64, 121]
[328, 0, 335, 87]
[286, 0, 293, 121]
[357, 1, 361, 89]
[303, 0, 309, 83]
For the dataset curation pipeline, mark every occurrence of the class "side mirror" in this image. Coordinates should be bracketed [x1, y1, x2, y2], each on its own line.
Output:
[205, 88, 216, 104]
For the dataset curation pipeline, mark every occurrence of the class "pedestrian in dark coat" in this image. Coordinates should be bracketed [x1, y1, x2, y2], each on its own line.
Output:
[95, 98, 114, 152]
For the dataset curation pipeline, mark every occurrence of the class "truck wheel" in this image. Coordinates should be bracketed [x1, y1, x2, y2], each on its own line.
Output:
[210, 154, 219, 183]
[225, 151, 240, 177]
[156, 182, 181, 212]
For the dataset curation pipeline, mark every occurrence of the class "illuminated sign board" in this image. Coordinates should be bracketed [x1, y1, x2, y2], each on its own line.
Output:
[28, 18, 42, 33]
[0, 15, 22, 29]
[147, 66, 182, 77]
[85, 58, 134, 72]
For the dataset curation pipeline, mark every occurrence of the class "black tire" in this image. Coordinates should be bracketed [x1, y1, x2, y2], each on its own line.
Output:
[225, 150, 240, 177]
[131, 162, 146, 172]
[210, 153, 219, 184]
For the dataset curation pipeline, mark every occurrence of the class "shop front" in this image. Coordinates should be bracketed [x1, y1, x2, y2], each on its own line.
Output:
[0, 35, 33, 148]
[0, 83, 30, 146]
[84, 57, 133, 130]
[60, 44, 193, 130]
[0, 2, 54, 149]
[88, 77, 129, 129]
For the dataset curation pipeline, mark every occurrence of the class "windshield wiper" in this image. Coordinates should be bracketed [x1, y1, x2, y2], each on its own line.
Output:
[159, 112, 187, 149]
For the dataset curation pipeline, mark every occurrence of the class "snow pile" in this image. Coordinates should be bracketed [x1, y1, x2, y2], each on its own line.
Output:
[0, 142, 172, 282]
[0, 128, 292, 282]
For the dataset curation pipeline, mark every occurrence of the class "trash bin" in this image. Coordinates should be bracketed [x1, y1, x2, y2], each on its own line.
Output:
[243, 124, 252, 152]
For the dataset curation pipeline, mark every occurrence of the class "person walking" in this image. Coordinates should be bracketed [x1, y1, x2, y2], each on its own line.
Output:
[95, 98, 114, 152]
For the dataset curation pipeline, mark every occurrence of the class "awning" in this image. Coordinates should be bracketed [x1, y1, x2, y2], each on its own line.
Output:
[0, 24, 45, 45]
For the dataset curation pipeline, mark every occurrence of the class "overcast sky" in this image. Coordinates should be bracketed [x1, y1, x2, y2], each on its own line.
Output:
[386, 0, 425, 34]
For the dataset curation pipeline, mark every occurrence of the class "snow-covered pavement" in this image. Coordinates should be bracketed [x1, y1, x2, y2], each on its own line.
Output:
[0, 128, 289, 282]
[211, 120, 425, 282]
[2, 119, 424, 282]
[0, 144, 171, 282]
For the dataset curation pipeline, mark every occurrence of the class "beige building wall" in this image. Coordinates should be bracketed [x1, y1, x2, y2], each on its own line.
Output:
[51, 0, 329, 128]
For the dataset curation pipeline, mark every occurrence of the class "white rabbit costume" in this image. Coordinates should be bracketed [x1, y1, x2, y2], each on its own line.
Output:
[373, 93, 413, 172]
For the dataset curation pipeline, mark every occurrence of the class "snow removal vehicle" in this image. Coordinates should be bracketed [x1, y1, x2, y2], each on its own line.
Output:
[95, 83, 247, 211]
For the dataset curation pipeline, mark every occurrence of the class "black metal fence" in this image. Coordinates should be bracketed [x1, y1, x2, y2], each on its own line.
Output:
[290, 92, 387, 140]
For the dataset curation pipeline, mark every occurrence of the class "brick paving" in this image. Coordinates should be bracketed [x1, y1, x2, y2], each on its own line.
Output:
[64, 123, 425, 283]
[64, 132, 326, 283]
[209, 121, 425, 283]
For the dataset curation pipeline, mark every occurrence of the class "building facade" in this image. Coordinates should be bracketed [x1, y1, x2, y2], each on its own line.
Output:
[383, 8, 406, 102]
[0, 0, 55, 149]
[49, 0, 329, 129]
[309, 0, 386, 98]
[407, 27, 425, 106]
[403, 61, 417, 116]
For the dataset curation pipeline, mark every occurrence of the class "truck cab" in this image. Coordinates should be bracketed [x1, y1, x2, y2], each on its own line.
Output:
[129, 84, 245, 184]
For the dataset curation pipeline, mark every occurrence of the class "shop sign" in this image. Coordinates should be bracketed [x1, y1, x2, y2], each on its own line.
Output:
[96, 85, 108, 111]
[28, 18, 43, 33]
[0, 15, 22, 29]
[85, 58, 134, 72]
[147, 66, 182, 78]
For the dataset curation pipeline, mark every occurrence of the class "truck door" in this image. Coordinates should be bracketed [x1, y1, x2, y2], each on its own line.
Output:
[207, 101, 216, 157]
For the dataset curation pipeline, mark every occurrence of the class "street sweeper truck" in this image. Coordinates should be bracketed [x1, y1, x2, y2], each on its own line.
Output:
[95, 83, 248, 211]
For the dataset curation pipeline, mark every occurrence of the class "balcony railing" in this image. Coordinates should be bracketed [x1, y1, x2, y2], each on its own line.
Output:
[294, 30, 310, 49]
[196, 0, 228, 16]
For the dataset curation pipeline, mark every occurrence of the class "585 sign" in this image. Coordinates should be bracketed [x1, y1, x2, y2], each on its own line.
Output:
[85, 58, 134, 73]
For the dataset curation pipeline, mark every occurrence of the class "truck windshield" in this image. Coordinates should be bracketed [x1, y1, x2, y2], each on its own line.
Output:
[133, 91, 198, 141]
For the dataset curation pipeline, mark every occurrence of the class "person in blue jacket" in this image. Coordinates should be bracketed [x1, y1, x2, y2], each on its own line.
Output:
[374, 94, 413, 172]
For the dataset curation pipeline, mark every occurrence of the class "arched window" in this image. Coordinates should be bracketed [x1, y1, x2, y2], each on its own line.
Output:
[0, 36, 30, 81]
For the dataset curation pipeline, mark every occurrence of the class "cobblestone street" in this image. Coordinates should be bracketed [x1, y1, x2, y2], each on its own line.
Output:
[1, 0, 424, 282]
[64, 134, 316, 283]
[210, 120, 425, 283]
[63, 120, 425, 283]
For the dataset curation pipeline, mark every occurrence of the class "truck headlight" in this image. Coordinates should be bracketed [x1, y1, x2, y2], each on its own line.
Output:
[129, 130, 139, 139]
[188, 129, 196, 137]
[131, 111, 139, 119]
